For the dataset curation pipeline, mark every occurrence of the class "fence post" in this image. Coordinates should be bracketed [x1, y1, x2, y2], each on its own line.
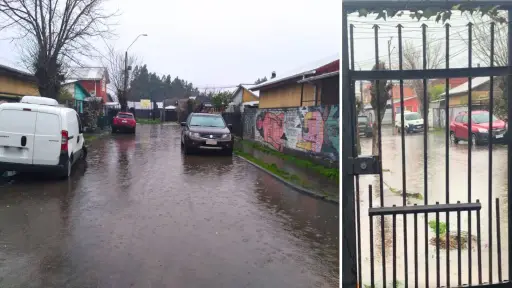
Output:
[507, 8, 512, 282]
[341, 7, 357, 288]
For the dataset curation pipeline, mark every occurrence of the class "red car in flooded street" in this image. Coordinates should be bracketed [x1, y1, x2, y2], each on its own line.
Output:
[112, 112, 136, 134]
[449, 110, 507, 146]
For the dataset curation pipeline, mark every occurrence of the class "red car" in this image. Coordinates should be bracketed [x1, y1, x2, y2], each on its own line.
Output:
[112, 112, 136, 134]
[449, 110, 506, 146]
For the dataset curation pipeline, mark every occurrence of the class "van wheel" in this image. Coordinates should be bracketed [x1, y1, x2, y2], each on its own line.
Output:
[60, 159, 72, 179]
[82, 146, 88, 160]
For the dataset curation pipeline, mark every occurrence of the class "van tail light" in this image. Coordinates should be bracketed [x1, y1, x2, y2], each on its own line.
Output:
[61, 130, 69, 152]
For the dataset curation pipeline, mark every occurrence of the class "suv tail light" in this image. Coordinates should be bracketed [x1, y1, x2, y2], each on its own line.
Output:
[61, 130, 69, 152]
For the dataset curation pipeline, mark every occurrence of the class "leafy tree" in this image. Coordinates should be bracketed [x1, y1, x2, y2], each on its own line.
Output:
[211, 91, 232, 110]
[254, 77, 268, 84]
[429, 84, 445, 102]
[57, 89, 73, 104]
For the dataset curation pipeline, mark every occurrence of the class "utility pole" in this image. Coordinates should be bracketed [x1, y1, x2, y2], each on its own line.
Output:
[123, 34, 148, 112]
[123, 51, 128, 112]
[388, 37, 396, 134]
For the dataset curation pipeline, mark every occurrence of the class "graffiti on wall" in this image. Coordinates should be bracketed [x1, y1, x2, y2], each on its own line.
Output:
[253, 105, 339, 160]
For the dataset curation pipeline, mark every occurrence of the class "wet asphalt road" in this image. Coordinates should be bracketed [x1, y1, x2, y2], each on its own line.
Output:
[0, 124, 339, 288]
[357, 127, 509, 287]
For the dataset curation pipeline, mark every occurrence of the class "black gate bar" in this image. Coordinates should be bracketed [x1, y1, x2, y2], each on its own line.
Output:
[350, 66, 508, 80]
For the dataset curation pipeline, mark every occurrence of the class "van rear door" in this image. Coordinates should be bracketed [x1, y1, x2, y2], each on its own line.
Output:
[0, 107, 37, 164]
[33, 111, 62, 166]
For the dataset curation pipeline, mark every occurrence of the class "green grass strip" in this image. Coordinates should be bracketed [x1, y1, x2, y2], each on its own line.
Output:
[239, 140, 339, 182]
[234, 150, 304, 185]
[137, 119, 161, 124]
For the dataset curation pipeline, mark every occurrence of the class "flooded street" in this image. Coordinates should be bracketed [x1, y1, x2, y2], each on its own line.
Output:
[358, 127, 509, 287]
[0, 124, 339, 288]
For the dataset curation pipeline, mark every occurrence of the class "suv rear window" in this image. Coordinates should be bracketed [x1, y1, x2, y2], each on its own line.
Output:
[190, 115, 225, 127]
[118, 113, 134, 119]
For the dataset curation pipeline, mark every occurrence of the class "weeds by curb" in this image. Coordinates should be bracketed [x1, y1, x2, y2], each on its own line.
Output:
[239, 139, 339, 182]
[235, 150, 338, 204]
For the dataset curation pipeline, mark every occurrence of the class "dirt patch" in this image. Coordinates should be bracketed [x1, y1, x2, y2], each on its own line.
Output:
[429, 232, 477, 250]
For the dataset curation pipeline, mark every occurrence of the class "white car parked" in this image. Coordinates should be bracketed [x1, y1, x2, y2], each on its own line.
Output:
[0, 96, 86, 179]
[395, 111, 424, 134]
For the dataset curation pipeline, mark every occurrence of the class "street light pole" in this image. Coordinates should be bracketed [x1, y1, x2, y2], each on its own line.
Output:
[123, 34, 148, 111]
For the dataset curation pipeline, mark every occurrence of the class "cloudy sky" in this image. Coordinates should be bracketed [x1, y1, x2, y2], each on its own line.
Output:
[347, 12, 501, 71]
[0, 0, 340, 89]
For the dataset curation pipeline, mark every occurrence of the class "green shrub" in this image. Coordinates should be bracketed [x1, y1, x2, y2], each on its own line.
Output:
[428, 220, 447, 235]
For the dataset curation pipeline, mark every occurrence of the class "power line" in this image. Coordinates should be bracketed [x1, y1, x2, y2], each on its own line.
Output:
[352, 28, 474, 67]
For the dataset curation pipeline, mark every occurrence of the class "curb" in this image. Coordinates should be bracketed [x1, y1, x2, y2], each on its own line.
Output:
[235, 155, 339, 204]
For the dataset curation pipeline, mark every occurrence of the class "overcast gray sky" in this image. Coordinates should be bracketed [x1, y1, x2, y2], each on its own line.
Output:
[0, 0, 340, 89]
[348, 12, 499, 71]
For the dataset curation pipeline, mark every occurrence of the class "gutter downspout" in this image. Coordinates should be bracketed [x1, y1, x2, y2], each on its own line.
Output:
[300, 75, 305, 106]
[314, 84, 318, 106]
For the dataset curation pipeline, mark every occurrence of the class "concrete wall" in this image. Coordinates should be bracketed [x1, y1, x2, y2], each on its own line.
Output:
[242, 105, 339, 162]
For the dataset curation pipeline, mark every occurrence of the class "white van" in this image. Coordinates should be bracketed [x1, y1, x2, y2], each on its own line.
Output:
[0, 96, 86, 179]
[395, 111, 424, 134]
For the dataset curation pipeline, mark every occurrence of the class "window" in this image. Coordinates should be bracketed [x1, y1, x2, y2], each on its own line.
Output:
[462, 115, 469, 123]
[118, 113, 134, 119]
[404, 112, 421, 121]
[472, 112, 497, 124]
[76, 113, 83, 132]
[455, 115, 462, 122]
[189, 115, 226, 128]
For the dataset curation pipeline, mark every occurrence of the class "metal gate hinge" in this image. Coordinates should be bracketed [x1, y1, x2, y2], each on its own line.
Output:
[347, 156, 380, 175]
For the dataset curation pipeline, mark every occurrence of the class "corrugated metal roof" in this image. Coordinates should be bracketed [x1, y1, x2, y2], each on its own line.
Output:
[67, 67, 108, 82]
[343, 0, 512, 9]
[251, 53, 339, 91]
[439, 77, 489, 97]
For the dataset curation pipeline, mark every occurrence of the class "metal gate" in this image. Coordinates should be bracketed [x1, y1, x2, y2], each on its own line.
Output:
[342, 1, 512, 287]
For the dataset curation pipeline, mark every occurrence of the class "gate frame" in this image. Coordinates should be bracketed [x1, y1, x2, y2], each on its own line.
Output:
[341, 1, 512, 287]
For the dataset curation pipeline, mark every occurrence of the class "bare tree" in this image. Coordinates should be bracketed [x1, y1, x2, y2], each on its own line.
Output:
[0, 0, 116, 99]
[402, 33, 444, 127]
[102, 45, 139, 111]
[370, 61, 393, 155]
[464, 12, 508, 117]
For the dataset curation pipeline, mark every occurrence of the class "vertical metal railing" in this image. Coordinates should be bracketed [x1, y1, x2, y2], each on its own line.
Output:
[346, 9, 511, 287]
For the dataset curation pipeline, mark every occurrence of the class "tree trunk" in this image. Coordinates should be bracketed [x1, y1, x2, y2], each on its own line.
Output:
[35, 55, 61, 99]
[371, 105, 387, 156]
[371, 124, 379, 156]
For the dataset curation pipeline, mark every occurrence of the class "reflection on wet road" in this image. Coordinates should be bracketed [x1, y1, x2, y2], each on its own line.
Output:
[0, 124, 339, 288]
[358, 127, 509, 287]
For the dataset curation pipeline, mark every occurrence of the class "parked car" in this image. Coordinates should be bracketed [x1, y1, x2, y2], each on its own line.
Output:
[0, 96, 86, 179]
[112, 112, 136, 134]
[357, 115, 373, 137]
[395, 111, 424, 134]
[181, 113, 233, 155]
[450, 110, 506, 146]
